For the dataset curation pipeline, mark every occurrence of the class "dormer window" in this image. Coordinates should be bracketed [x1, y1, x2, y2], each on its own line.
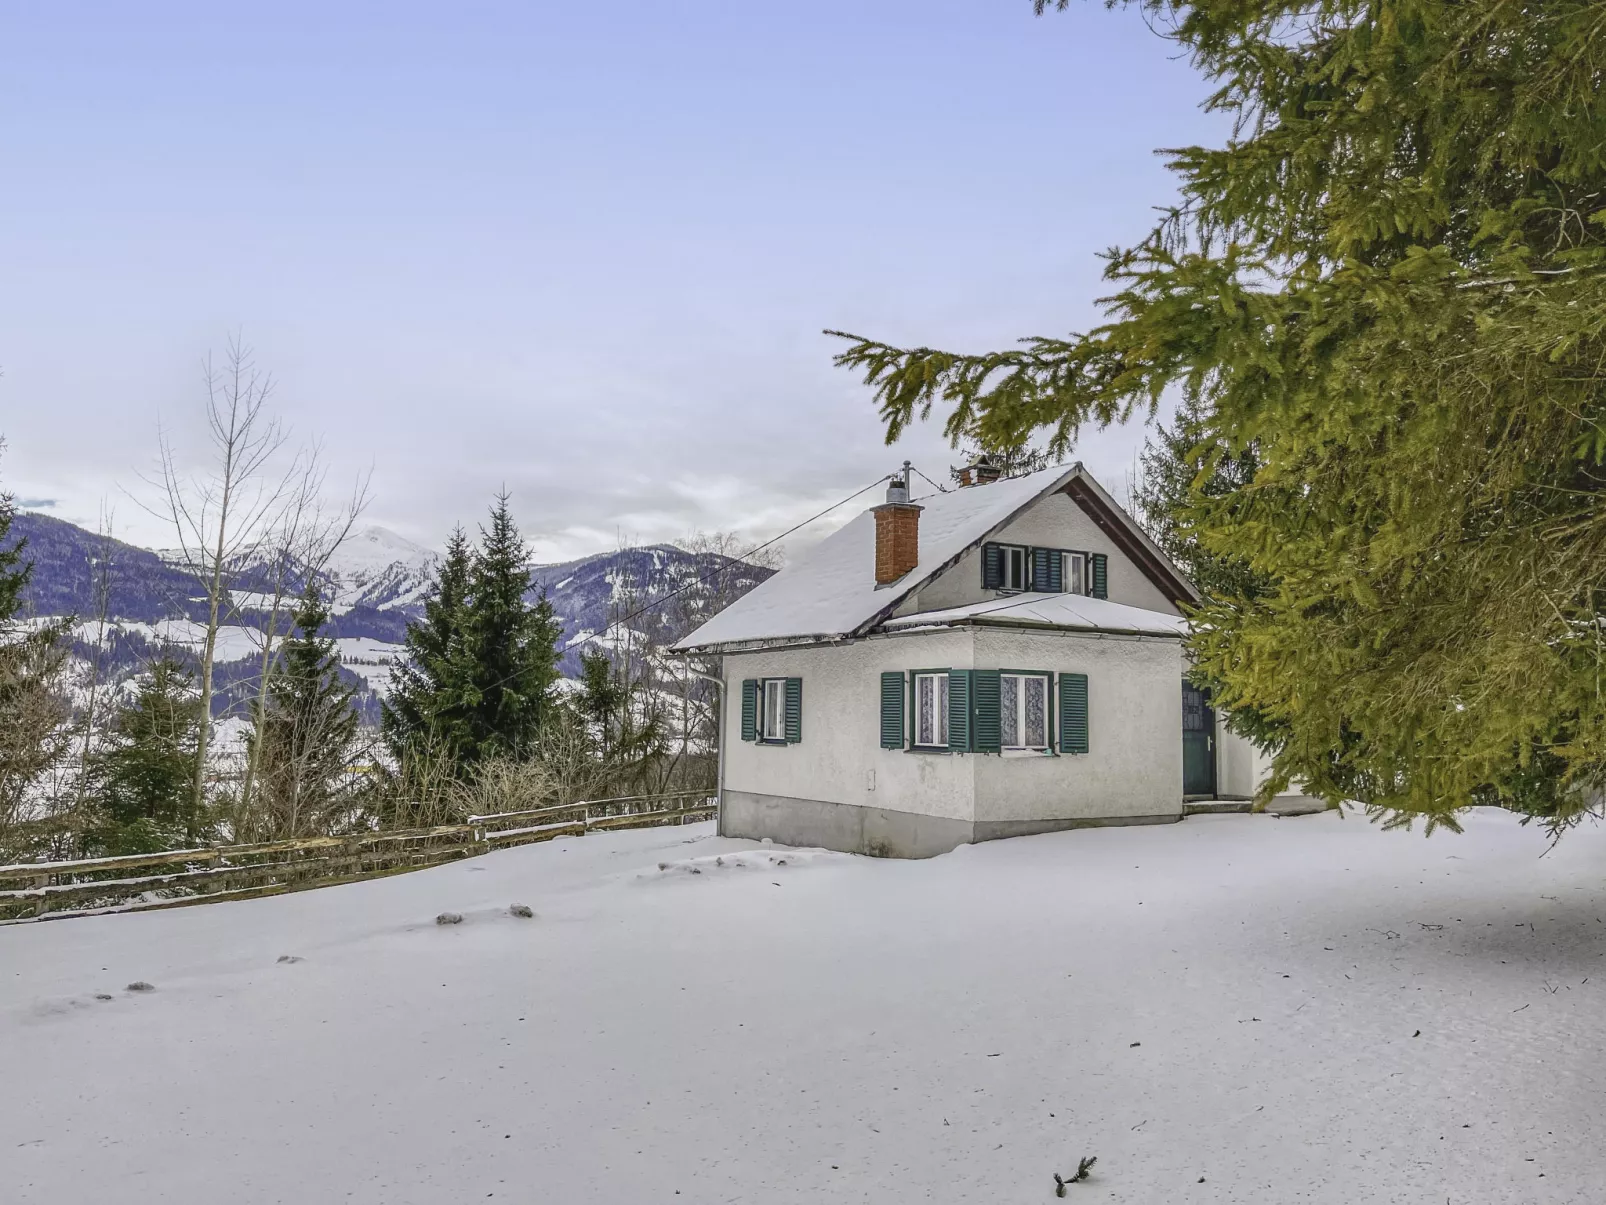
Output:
[983, 542, 1107, 598]
[1063, 551, 1087, 596]
[1003, 544, 1029, 591]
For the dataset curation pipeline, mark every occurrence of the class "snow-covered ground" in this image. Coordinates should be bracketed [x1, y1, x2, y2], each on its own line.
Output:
[334, 635, 405, 692]
[3, 808, 1602, 1204]
[106, 616, 265, 662]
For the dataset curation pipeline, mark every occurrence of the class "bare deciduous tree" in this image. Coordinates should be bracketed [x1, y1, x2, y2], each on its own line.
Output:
[69, 505, 119, 822]
[657, 531, 782, 789]
[141, 335, 299, 829]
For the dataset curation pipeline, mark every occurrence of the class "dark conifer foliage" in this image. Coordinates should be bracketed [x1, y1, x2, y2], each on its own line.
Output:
[85, 659, 205, 854]
[249, 584, 360, 838]
[383, 499, 564, 774]
[382, 526, 476, 763]
[462, 494, 562, 765]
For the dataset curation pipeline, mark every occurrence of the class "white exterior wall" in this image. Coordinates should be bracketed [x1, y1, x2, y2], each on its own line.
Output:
[1216, 723, 1260, 800]
[723, 626, 1187, 832]
[901, 491, 1182, 617]
[1216, 724, 1318, 807]
[722, 630, 978, 823]
[970, 628, 1184, 824]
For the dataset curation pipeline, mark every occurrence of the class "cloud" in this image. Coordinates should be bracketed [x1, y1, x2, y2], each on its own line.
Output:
[15, 497, 57, 510]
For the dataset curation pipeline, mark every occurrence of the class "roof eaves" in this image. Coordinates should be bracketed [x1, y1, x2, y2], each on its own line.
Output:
[1061, 468, 1201, 607]
[883, 612, 1184, 640]
[671, 633, 856, 656]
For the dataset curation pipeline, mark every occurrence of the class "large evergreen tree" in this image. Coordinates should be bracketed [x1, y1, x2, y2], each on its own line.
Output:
[85, 658, 204, 854]
[832, 0, 1606, 830]
[248, 583, 359, 839]
[462, 494, 562, 765]
[382, 526, 476, 763]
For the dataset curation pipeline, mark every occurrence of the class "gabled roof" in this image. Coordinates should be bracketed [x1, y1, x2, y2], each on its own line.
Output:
[882, 593, 1185, 639]
[673, 462, 1196, 653]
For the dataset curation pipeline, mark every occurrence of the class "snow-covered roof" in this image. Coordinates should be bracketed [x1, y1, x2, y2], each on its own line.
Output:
[676, 463, 1180, 651]
[881, 593, 1186, 638]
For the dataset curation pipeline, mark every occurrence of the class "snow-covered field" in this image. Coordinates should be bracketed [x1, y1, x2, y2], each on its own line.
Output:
[4, 808, 1602, 1204]
[334, 635, 405, 692]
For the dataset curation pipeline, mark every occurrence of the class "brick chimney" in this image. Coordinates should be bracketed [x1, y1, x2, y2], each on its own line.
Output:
[956, 454, 1002, 488]
[873, 464, 922, 585]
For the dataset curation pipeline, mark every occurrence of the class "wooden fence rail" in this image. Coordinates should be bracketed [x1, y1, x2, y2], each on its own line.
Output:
[0, 791, 716, 924]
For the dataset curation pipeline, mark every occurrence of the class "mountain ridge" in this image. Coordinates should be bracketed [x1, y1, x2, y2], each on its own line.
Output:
[10, 512, 773, 720]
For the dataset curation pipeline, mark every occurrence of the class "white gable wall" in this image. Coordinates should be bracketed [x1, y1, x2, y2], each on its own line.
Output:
[897, 489, 1182, 617]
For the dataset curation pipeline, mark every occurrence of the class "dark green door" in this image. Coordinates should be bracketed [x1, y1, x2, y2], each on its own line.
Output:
[1182, 681, 1217, 797]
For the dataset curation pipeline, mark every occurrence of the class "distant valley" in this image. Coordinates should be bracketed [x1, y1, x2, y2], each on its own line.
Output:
[12, 512, 772, 724]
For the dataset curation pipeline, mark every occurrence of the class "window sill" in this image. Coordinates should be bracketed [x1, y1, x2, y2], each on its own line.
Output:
[908, 745, 953, 755]
[1000, 748, 1054, 758]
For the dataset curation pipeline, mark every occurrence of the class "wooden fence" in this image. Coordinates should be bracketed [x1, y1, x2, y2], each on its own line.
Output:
[0, 791, 716, 924]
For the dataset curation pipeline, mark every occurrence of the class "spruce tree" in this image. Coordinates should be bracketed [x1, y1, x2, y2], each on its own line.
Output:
[0, 453, 28, 630]
[577, 647, 621, 759]
[462, 494, 562, 765]
[0, 445, 72, 857]
[832, 0, 1606, 830]
[1131, 398, 1267, 608]
[86, 658, 204, 855]
[382, 526, 476, 763]
[249, 583, 359, 839]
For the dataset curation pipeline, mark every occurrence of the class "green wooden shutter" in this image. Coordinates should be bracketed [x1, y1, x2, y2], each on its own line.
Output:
[947, 669, 972, 752]
[740, 679, 758, 741]
[1090, 553, 1108, 599]
[1030, 547, 1052, 592]
[880, 671, 906, 749]
[1059, 672, 1089, 754]
[982, 543, 1004, 590]
[971, 669, 1001, 754]
[784, 678, 802, 743]
[1046, 549, 1064, 593]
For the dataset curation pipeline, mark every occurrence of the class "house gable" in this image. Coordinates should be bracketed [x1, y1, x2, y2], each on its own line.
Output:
[894, 487, 1187, 618]
[674, 462, 1195, 652]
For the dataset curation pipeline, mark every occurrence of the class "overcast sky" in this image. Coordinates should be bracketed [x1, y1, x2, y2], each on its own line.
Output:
[1, 1, 1222, 562]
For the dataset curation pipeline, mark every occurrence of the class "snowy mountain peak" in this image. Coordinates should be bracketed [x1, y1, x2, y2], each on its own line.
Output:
[327, 525, 438, 574]
[324, 526, 439, 614]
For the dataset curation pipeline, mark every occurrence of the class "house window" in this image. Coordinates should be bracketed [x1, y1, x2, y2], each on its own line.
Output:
[914, 672, 949, 748]
[1000, 673, 1050, 750]
[1063, 551, 1087, 595]
[761, 678, 787, 742]
[1003, 545, 1029, 591]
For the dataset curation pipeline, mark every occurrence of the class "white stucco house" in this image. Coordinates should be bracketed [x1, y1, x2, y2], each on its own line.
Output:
[674, 461, 1273, 858]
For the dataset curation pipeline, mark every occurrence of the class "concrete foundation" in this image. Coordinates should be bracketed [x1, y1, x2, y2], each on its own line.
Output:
[723, 790, 1183, 859]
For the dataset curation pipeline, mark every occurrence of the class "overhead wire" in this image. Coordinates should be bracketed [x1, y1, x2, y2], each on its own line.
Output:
[602, 472, 898, 642]
[455, 472, 906, 704]
[906, 463, 951, 496]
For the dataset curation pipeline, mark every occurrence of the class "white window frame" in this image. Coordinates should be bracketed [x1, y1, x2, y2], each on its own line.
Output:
[912, 672, 949, 750]
[1002, 544, 1029, 592]
[999, 672, 1051, 752]
[760, 678, 787, 743]
[1063, 551, 1087, 596]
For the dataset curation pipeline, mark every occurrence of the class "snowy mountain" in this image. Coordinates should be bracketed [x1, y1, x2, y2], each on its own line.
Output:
[12, 513, 773, 721]
[322, 525, 438, 613]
